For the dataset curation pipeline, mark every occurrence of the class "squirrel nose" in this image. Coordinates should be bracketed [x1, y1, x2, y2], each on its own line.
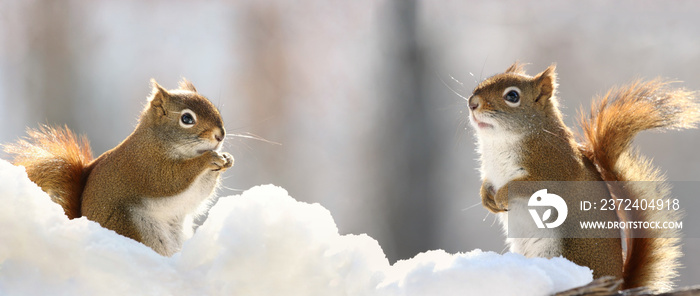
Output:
[214, 129, 224, 142]
[468, 96, 479, 111]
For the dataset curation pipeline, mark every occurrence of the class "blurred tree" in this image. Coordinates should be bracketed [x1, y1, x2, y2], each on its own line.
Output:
[22, 0, 80, 128]
[239, 3, 290, 187]
[374, 0, 441, 261]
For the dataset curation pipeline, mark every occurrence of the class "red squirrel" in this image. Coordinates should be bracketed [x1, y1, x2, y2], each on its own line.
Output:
[468, 62, 695, 291]
[3, 79, 233, 256]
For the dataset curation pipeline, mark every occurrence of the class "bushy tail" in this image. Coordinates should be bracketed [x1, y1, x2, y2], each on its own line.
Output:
[580, 80, 700, 292]
[3, 125, 93, 219]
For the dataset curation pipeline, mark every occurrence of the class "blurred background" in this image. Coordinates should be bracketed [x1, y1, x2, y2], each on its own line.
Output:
[1, 0, 699, 286]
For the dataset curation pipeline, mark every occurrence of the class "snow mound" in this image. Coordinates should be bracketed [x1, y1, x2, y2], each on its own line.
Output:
[0, 159, 592, 295]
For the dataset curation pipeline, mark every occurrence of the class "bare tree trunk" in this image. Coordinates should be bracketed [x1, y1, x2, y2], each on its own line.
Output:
[23, 0, 79, 128]
[239, 3, 290, 185]
[375, 0, 440, 261]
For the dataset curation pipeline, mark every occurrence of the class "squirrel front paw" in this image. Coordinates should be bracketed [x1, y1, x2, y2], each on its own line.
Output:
[206, 151, 234, 172]
[481, 182, 506, 213]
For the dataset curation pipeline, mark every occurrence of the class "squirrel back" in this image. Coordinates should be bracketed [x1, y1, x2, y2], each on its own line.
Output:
[3, 126, 93, 219]
[580, 80, 699, 291]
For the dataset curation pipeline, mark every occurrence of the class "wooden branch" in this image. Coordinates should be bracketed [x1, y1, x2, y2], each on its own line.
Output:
[554, 277, 700, 296]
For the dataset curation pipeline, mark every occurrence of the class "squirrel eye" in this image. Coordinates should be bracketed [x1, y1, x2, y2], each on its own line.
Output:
[502, 86, 521, 107]
[179, 109, 197, 128]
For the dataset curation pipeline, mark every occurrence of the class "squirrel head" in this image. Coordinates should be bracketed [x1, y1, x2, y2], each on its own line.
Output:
[468, 62, 561, 135]
[139, 79, 226, 159]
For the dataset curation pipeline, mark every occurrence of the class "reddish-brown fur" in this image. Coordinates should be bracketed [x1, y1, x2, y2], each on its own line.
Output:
[471, 62, 623, 280]
[580, 80, 697, 291]
[3, 126, 92, 219]
[2, 79, 232, 256]
[472, 62, 697, 292]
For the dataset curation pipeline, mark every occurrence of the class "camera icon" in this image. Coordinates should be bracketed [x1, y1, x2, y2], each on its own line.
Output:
[528, 189, 568, 229]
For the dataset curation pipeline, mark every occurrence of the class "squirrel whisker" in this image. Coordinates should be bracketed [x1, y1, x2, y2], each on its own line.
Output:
[226, 132, 281, 146]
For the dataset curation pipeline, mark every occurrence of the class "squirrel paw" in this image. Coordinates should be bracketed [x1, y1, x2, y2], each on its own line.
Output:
[481, 183, 506, 213]
[207, 151, 234, 172]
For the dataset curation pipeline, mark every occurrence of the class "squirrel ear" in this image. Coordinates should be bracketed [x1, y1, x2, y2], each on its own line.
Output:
[505, 62, 527, 75]
[149, 79, 169, 112]
[534, 64, 558, 102]
[178, 78, 197, 92]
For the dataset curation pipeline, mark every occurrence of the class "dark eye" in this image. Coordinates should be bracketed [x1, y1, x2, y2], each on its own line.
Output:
[504, 90, 519, 103]
[502, 86, 521, 107]
[181, 113, 194, 124]
[179, 109, 197, 128]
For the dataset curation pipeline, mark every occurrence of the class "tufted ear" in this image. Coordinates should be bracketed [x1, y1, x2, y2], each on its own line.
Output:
[178, 78, 197, 92]
[148, 79, 169, 115]
[534, 64, 558, 103]
[505, 61, 527, 75]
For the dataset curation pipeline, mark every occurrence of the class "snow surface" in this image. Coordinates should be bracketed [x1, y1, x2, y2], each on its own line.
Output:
[0, 159, 592, 296]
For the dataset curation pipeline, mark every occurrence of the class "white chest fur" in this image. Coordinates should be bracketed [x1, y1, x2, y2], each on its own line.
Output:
[476, 131, 526, 189]
[476, 131, 562, 258]
[131, 170, 220, 256]
[497, 202, 562, 258]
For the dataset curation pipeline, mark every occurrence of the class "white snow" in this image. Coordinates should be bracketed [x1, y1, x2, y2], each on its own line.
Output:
[0, 159, 592, 296]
